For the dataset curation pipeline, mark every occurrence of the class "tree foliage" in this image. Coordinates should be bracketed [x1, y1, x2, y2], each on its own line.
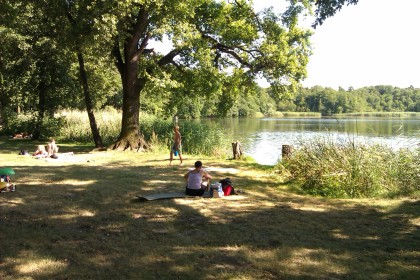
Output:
[0, 0, 362, 146]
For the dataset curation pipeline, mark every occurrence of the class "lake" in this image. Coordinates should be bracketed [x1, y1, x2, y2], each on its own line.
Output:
[204, 117, 420, 165]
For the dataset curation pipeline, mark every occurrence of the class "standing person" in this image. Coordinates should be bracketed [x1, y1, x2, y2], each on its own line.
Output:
[170, 125, 183, 166]
[184, 161, 212, 196]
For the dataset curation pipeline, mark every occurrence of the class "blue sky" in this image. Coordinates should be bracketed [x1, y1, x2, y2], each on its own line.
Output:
[150, 1, 420, 89]
[255, 0, 420, 89]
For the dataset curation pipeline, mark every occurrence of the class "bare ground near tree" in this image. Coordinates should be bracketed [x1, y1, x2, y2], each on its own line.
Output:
[0, 137, 419, 279]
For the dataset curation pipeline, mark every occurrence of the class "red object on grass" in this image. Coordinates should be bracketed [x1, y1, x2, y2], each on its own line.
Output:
[223, 185, 233, 196]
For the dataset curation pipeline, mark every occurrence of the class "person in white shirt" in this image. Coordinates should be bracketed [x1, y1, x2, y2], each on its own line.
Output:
[184, 161, 212, 196]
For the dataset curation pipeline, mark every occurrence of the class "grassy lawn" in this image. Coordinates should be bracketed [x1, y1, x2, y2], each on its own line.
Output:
[1, 137, 419, 279]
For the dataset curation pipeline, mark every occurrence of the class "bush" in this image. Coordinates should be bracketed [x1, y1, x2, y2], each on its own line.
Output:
[0, 110, 37, 135]
[278, 137, 419, 198]
[0, 110, 65, 139]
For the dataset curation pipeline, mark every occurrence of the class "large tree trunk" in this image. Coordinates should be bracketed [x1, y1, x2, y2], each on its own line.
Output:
[77, 51, 104, 148]
[109, 7, 150, 152]
[109, 56, 149, 151]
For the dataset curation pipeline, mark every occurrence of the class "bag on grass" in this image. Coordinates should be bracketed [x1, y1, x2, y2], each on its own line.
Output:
[219, 178, 234, 196]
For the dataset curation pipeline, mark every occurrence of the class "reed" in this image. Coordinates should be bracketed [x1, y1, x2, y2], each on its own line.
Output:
[178, 121, 231, 157]
[333, 112, 420, 118]
[264, 111, 322, 118]
[281, 112, 322, 118]
[278, 137, 420, 198]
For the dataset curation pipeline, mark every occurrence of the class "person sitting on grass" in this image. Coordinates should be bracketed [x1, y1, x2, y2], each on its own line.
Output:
[47, 138, 59, 157]
[32, 145, 48, 158]
[184, 161, 212, 196]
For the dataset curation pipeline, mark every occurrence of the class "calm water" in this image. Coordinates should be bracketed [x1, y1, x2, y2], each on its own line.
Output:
[204, 118, 420, 165]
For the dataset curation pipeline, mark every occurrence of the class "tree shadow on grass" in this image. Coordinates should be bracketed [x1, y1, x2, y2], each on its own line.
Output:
[0, 161, 419, 279]
[143, 197, 419, 279]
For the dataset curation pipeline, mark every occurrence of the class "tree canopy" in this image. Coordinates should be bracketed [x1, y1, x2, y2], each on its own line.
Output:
[0, 0, 360, 148]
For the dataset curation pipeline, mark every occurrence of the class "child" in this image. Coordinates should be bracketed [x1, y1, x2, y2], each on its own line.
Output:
[33, 145, 48, 158]
[0, 175, 16, 192]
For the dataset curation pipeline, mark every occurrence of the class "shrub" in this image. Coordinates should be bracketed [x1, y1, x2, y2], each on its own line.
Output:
[278, 137, 419, 198]
[1, 110, 37, 135]
[0, 110, 65, 139]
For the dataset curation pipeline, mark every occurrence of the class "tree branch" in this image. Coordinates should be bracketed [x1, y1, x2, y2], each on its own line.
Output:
[200, 33, 254, 70]
[126, 6, 149, 61]
[112, 41, 124, 76]
[157, 49, 184, 67]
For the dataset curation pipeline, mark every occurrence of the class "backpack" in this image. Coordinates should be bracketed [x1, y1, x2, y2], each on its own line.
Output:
[219, 178, 234, 196]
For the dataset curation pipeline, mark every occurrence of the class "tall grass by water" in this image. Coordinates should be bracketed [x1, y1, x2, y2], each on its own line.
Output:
[334, 112, 420, 118]
[270, 111, 322, 118]
[278, 137, 420, 198]
[1, 109, 231, 157]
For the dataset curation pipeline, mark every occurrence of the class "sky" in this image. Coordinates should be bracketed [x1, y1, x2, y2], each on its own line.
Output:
[255, 0, 420, 89]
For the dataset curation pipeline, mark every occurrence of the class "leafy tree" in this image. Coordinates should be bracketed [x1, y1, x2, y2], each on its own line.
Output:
[256, 87, 277, 115]
[105, 0, 317, 150]
[312, 0, 359, 27]
[1, 0, 360, 147]
[1, 0, 123, 145]
[0, 1, 77, 138]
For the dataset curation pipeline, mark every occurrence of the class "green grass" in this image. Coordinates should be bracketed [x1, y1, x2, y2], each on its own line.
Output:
[1, 136, 419, 279]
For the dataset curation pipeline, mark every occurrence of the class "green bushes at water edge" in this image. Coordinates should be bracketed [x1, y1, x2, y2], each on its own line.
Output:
[277, 137, 420, 198]
[0, 109, 231, 157]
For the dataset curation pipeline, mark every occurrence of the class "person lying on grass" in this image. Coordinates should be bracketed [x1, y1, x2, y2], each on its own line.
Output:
[184, 161, 212, 196]
[32, 145, 48, 158]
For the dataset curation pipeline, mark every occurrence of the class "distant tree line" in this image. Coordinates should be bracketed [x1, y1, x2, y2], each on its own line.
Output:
[207, 84, 420, 118]
[274, 85, 420, 116]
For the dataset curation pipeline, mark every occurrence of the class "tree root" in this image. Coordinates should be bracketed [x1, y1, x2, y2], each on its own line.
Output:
[108, 135, 150, 152]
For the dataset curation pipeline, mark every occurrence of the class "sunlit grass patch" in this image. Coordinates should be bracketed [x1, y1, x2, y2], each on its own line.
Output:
[10, 251, 68, 276]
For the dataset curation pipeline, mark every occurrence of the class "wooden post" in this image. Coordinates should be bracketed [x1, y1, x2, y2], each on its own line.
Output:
[232, 141, 243, 159]
[282, 145, 293, 160]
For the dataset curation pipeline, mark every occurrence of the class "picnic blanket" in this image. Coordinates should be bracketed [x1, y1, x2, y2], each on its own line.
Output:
[136, 192, 246, 201]
[136, 192, 212, 201]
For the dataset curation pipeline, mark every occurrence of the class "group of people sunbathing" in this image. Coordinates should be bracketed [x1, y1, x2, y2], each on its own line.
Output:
[32, 138, 59, 158]
[32, 139, 73, 159]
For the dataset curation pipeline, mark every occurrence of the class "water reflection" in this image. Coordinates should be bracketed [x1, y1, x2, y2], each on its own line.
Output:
[204, 118, 420, 165]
